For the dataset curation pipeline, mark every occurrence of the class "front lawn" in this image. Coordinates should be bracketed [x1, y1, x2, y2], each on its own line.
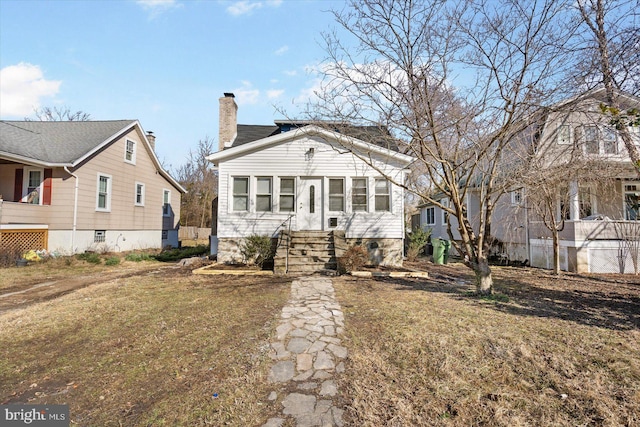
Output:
[0, 269, 290, 426]
[334, 263, 640, 426]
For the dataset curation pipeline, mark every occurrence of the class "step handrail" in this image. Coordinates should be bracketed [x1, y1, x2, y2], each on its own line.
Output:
[276, 214, 294, 274]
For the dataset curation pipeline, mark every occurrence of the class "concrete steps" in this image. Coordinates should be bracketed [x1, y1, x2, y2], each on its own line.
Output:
[274, 231, 337, 274]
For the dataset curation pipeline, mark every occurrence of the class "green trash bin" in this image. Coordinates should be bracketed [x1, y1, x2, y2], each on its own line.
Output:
[432, 238, 451, 264]
[442, 239, 451, 264]
[432, 238, 445, 264]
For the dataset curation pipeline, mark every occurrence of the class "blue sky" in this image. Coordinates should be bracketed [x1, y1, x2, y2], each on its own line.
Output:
[0, 0, 343, 169]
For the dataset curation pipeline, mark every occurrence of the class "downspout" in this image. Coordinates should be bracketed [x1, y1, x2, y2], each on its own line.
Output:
[64, 167, 79, 254]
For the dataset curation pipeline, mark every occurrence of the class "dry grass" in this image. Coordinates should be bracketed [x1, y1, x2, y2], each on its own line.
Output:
[334, 262, 640, 427]
[0, 270, 291, 426]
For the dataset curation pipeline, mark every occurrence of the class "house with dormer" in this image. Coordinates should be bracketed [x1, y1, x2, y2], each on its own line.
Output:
[207, 93, 414, 273]
[417, 88, 640, 273]
[0, 120, 185, 255]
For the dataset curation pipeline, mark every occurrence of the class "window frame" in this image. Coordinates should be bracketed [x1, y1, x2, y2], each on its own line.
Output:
[22, 167, 44, 205]
[162, 189, 171, 216]
[135, 182, 145, 206]
[232, 177, 249, 212]
[441, 198, 449, 225]
[125, 139, 136, 164]
[96, 173, 112, 212]
[624, 182, 640, 220]
[351, 177, 368, 212]
[374, 178, 391, 212]
[583, 125, 599, 154]
[557, 124, 571, 145]
[279, 177, 296, 213]
[256, 177, 273, 212]
[424, 207, 435, 226]
[328, 178, 345, 212]
[511, 190, 523, 205]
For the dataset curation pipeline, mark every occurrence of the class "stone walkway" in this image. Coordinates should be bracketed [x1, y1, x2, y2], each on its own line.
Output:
[262, 276, 347, 427]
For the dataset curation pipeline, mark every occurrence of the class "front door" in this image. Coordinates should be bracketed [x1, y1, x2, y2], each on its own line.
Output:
[298, 177, 323, 230]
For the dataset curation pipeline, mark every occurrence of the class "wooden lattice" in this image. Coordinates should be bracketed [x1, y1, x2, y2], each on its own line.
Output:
[0, 230, 48, 253]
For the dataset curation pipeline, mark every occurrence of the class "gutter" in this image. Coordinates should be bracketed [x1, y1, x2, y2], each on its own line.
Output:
[64, 166, 79, 254]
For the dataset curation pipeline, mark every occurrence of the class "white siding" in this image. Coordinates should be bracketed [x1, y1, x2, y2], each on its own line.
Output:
[217, 135, 407, 239]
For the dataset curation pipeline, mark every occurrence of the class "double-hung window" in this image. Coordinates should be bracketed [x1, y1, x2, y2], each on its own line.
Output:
[135, 183, 145, 206]
[24, 168, 43, 204]
[233, 177, 249, 211]
[352, 178, 368, 212]
[279, 178, 295, 212]
[557, 124, 571, 145]
[375, 179, 390, 211]
[425, 207, 435, 225]
[256, 177, 272, 212]
[602, 127, 618, 154]
[125, 140, 136, 164]
[96, 173, 112, 211]
[584, 125, 599, 154]
[329, 178, 345, 211]
[162, 189, 171, 216]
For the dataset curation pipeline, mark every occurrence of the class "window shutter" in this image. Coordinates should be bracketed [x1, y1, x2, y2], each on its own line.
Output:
[43, 168, 53, 205]
[14, 169, 23, 201]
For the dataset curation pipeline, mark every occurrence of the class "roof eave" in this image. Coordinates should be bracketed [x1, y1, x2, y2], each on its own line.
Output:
[207, 125, 415, 166]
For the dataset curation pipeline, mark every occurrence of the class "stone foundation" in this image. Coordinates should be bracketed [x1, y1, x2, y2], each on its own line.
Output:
[333, 232, 403, 267]
[216, 238, 246, 264]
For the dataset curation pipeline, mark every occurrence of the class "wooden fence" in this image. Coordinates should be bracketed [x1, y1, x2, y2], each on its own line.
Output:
[179, 227, 211, 241]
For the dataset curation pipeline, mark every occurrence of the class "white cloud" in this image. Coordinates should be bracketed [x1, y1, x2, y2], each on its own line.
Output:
[234, 81, 260, 105]
[267, 89, 284, 99]
[226, 1, 262, 16]
[136, 0, 182, 18]
[226, 0, 282, 16]
[0, 63, 61, 117]
[275, 45, 289, 56]
[284, 69, 298, 77]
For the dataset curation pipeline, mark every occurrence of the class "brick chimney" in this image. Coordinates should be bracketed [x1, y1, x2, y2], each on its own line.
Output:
[219, 93, 237, 150]
[146, 131, 156, 150]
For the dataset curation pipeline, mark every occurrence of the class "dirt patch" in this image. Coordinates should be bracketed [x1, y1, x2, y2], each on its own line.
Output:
[0, 263, 181, 311]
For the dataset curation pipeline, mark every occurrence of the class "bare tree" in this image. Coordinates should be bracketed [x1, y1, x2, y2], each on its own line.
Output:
[309, 0, 574, 294]
[174, 137, 218, 228]
[26, 106, 91, 121]
[574, 0, 640, 173]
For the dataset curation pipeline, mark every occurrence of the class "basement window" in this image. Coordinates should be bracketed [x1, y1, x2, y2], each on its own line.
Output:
[94, 230, 106, 243]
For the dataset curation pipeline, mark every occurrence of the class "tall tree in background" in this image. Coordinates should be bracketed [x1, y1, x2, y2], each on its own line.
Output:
[311, 0, 573, 294]
[26, 106, 91, 121]
[574, 0, 640, 173]
[174, 137, 218, 228]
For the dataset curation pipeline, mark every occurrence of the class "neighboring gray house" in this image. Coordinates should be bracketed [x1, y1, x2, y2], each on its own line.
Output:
[417, 88, 640, 273]
[0, 120, 185, 254]
[207, 93, 414, 273]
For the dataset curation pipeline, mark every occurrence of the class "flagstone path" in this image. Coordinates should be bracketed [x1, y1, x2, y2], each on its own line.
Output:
[262, 276, 347, 427]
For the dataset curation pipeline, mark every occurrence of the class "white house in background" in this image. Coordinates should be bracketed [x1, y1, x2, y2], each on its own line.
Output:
[417, 88, 640, 274]
[0, 120, 185, 254]
[207, 93, 415, 273]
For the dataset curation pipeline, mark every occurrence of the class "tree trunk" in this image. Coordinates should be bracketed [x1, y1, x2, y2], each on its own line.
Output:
[473, 257, 493, 295]
[552, 227, 561, 275]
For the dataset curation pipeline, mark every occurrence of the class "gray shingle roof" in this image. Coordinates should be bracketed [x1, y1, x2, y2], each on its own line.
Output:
[0, 120, 136, 164]
[231, 122, 399, 152]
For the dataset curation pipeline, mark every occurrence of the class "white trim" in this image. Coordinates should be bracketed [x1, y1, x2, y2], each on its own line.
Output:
[162, 188, 171, 217]
[22, 167, 44, 205]
[96, 172, 112, 212]
[135, 182, 145, 206]
[124, 139, 137, 164]
[206, 125, 414, 166]
[424, 206, 436, 226]
[0, 224, 48, 230]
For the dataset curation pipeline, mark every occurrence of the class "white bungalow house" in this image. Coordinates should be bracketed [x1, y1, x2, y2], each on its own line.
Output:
[207, 93, 414, 273]
[417, 88, 640, 274]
